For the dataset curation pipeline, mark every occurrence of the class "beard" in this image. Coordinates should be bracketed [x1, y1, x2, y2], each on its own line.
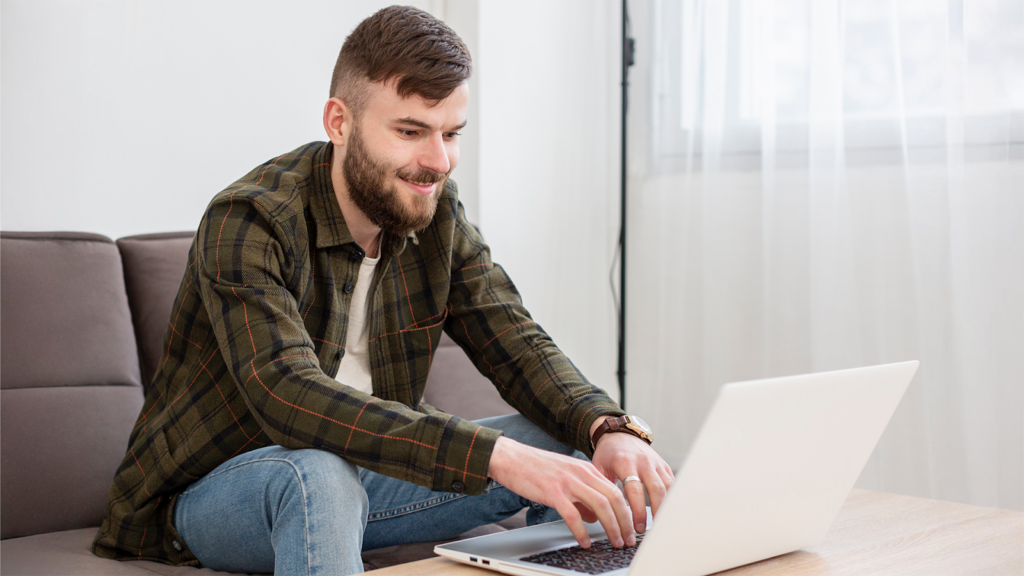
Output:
[343, 124, 448, 236]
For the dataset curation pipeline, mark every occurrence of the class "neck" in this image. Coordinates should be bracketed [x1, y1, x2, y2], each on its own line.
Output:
[331, 152, 383, 256]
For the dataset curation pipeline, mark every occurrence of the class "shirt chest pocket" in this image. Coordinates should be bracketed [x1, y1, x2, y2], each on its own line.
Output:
[378, 312, 446, 386]
[375, 255, 449, 387]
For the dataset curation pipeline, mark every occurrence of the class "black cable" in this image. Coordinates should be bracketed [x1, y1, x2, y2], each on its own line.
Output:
[614, 0, 635, 410]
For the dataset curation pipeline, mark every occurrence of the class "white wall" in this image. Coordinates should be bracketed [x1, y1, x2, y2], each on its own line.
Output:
[477, 0, 622, 400]
[0, 0, 457, 239]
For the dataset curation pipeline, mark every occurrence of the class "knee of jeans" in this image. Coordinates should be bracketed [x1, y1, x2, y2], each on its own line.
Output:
[268, 449, 368, 524]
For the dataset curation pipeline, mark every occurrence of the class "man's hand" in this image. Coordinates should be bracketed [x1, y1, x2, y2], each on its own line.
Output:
[488, 436, 635, 549]
[588, 422, 675, 535]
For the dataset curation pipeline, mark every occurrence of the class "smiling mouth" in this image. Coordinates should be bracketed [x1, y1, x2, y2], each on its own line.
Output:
[401, 178, 436, 195]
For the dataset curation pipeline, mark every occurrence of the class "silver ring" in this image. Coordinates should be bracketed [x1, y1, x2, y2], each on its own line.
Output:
[623, 475, 642, 485]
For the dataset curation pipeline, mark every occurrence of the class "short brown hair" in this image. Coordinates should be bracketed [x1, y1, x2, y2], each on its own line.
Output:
[330, 5, 472, 115]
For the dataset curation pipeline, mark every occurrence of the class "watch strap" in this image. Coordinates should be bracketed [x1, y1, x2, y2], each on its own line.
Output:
[591, 416, 651, 449]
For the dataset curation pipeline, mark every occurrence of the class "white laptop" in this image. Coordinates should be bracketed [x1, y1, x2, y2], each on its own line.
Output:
[435, 360, 920, 576]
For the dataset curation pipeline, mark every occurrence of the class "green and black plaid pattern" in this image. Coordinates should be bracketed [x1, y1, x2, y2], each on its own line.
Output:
[92, 141, 624, 565]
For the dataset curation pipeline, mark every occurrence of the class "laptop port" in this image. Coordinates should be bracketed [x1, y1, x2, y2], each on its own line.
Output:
[470, 557, 478, 562]
[483, 559, 491, 565]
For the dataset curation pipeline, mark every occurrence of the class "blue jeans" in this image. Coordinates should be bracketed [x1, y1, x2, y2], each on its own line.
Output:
[173, 414, 579, 575]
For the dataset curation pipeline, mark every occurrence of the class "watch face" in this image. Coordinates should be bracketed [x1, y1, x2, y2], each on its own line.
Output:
[628, 415, 652, 435]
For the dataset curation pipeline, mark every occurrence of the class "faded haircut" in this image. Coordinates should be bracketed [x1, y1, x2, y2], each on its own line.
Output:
[330, 5, 472, 115]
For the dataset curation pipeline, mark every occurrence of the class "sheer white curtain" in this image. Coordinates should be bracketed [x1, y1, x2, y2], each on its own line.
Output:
[628, 0, 1023, 509]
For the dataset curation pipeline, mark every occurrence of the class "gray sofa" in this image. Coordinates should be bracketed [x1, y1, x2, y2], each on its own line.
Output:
[0, 231, 521, 575]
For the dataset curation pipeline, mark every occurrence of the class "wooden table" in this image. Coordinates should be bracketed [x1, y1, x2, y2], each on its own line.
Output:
[371, 489, 1024, 575]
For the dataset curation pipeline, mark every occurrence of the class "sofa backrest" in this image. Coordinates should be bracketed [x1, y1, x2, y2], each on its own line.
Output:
[0, 232, 144, 540]
[423, 335, 515, 420]
[116, 232, 195, 391]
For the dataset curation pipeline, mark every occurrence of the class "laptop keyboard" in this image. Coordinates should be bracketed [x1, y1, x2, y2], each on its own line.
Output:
[520, 533, 645, 574]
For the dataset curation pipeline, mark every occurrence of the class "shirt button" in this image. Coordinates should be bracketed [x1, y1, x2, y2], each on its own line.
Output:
[452, 480, 466, 493]
[337, 349, 345, 360]
[350, 249, 364, 261]
[172, 540, 182, 552]
[343, 282, 355, 294]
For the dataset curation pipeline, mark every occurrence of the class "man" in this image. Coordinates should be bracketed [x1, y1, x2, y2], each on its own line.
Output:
[94, 6, 673, 574]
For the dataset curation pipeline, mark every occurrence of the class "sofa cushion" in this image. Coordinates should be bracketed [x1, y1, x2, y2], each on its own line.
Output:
[0, 528, 261, 575]
[1, 232, 145, 541]
[0, 513, 528, 574]
[116, 232, 195, 392]
[1, 386, 144, 540]
[0, 232, 142, 390]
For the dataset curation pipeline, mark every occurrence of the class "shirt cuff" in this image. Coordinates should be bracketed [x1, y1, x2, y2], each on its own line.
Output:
[569, 397, 627, 459]
[432, 417, 503, 495]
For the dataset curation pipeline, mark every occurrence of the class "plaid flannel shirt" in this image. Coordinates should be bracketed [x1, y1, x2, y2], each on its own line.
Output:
[93, 141, 625, 565]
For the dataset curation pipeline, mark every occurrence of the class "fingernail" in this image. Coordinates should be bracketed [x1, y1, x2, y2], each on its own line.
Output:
[583, 539, 591, 548]
[637, 522, 645, 533]
[628, 535, 637, 546]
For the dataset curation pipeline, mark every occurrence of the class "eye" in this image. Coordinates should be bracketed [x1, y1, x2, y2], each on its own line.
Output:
[398, 129, 418, 138]
[444, 131, 462, 140]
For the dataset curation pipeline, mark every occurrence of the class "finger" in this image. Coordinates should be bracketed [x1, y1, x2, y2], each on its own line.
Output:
[622, 476, 648, 533]
[661, 462, 676, 483]
[604, 481, 637, 547]
[589, 476, 636, 547]
[654, 463, 674, 511]
[575, 483, 626, 548]
[557, 502, 592, 548]
[645, 473, 669, 518]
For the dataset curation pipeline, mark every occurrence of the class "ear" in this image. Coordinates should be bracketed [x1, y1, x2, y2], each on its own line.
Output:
[323, 97, 351, 146]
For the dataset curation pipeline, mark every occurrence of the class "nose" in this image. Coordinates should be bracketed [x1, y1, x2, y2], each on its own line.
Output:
[418, 134, 451, 175]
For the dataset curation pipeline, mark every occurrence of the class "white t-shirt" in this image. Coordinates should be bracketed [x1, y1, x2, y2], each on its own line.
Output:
[334, 252, 380, 395]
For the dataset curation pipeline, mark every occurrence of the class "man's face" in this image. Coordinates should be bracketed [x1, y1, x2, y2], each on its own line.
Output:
[341, 81, 468, 235]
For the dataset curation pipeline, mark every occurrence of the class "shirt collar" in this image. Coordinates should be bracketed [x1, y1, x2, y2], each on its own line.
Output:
[308, 141, 412, 256]
[309, 142, 354, 249]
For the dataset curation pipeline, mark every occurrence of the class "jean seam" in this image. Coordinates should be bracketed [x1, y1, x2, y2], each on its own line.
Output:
[365, 485, 519, 523]
[367, 492, 466, 522]
[297, 464, 311, 576]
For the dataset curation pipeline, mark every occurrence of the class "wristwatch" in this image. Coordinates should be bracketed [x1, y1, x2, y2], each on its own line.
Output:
[591, 415, 653, 450]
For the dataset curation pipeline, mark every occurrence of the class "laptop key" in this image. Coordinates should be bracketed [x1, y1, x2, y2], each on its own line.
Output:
[521, 533, 645, 574]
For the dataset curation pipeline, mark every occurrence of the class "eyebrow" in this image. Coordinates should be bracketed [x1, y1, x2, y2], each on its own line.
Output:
[396, 117, 468, 131]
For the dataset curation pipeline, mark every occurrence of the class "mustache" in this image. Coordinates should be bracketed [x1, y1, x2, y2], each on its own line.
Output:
[396, 168, 448, 186]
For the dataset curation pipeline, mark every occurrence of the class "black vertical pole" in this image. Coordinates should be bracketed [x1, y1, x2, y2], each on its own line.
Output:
[618, 0, 634, 410]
